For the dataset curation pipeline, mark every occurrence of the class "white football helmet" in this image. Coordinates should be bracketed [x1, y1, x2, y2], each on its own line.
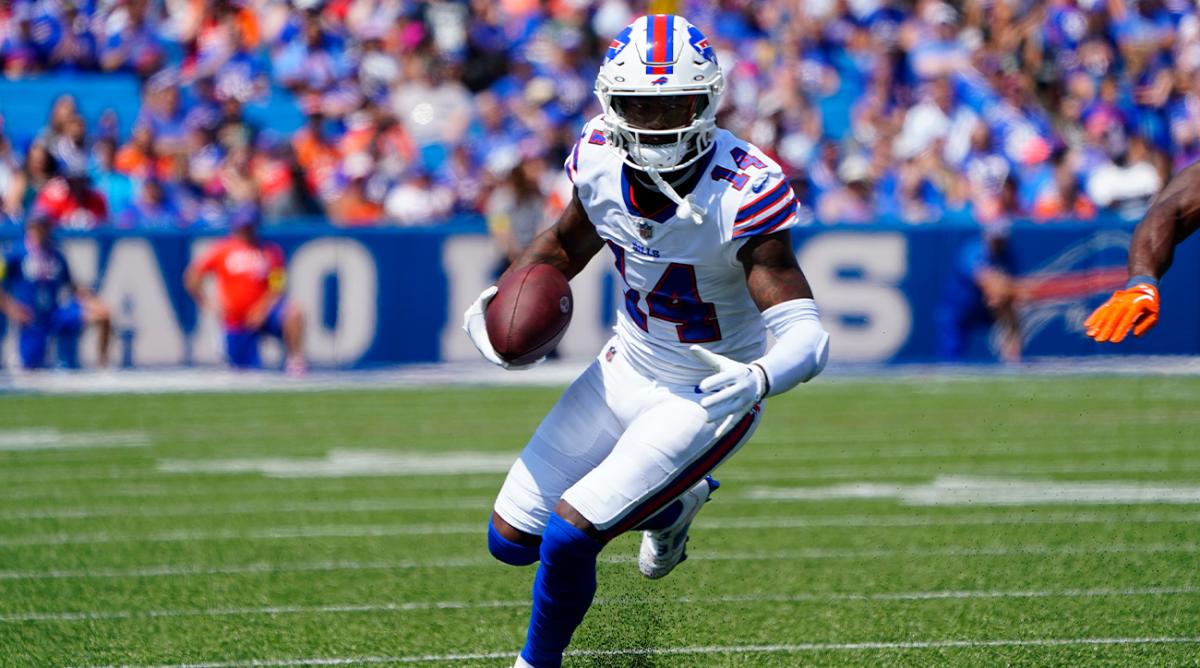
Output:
[595, 15, 724, 174]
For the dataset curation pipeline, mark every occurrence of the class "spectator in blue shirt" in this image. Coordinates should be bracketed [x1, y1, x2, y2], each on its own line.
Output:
[99, 0, 164, 76]
[936, 219, 1021, 362]
[0, 214, 111, 368]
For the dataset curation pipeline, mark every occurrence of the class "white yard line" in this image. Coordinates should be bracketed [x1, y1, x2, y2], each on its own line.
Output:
[0, 429, 149, 452]
[4, 436, 1187, 470]
[0, 497, 497, 521]
[697, 512, 1197, 530]
[154, 451, 516, 478]
[64, 636, 1200, 667]
[13, 474, 1200, 521]
[5, 511, 1200, 548]
[7, 457, 1200, 487]
[741, 476, 1200, 506]
[9, 587, 1199, 624]
[736, 440, 1199, 464]
[722, 460, 1200, 481]
[0, 477, 502, 502]
[3, 543, 1197, 581]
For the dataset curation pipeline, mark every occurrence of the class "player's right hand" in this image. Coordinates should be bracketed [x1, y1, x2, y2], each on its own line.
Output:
[462, 286, 543, 371]
[1084, 283, 1159, 343]
[690, 345, 766, 423]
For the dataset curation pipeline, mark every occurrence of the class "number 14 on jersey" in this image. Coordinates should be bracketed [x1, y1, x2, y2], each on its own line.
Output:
[608, 241, 722, 343]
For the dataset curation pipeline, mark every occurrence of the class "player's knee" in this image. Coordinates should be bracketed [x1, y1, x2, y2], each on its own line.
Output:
[539, 513, 603, 568]
[487, 515, 540, 566]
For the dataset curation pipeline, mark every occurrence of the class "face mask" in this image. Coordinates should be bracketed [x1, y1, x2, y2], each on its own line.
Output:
[627, 138, 689, 171]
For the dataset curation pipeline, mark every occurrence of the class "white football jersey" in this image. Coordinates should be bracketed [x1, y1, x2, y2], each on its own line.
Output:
[566, 115, 801, 385]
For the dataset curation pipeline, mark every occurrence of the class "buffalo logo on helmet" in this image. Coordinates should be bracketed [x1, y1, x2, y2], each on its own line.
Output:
[687, 25, 715, 63]
[651, 76, 669, 85]
[606, 26, 633, 62]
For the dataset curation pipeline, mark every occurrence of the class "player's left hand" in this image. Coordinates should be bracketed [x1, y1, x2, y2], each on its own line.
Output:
[1084, 283, 1160, 343]
[690, 345, 766, 423]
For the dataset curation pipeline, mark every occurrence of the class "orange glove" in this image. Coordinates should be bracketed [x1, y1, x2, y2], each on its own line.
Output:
[1084, 283, 1159, 343]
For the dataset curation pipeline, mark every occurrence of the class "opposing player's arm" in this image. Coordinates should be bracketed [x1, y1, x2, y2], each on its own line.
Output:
[507, 189, 604, 281]
[1127, 160, 1200, 280]
[1084, 161, 1200, 343]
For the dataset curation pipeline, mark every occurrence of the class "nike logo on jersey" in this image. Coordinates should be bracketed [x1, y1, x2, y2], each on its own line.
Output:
[750, 172, 770, 193]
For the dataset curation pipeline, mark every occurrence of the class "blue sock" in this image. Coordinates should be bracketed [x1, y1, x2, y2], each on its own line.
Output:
[487, 517, 540, 566]
[521, 513, 603, 667]
[633, 499, 683, 531]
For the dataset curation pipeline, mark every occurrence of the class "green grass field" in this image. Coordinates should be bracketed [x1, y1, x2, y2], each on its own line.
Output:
[2, 376, 1199, 667]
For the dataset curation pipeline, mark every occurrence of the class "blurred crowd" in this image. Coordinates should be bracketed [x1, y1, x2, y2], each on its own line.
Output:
[0, 0, 1197, 232]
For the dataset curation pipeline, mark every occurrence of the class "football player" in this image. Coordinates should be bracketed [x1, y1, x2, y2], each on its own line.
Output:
[0, 213, 112, 369]
[184, 205, 307, 373]
[1085, 160, 1200, 343]
[463, 16, 830, 667]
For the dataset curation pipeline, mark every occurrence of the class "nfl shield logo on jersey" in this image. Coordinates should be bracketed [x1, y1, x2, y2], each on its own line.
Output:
[637, 220, 654, 240]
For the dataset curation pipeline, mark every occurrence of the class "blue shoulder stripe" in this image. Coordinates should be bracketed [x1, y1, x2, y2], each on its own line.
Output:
[735, 180, 788, 221]
[732, 199, 797, 239]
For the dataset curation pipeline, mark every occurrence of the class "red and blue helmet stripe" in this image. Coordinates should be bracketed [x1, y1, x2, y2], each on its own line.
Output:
[645, 14, 675, 75]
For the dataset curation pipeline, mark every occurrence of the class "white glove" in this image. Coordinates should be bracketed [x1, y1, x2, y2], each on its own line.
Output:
[690, 345, 766, 424]
[462, 286, 544, 371]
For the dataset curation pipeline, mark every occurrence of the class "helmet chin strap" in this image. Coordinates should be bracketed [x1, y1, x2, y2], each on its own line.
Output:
[644, 166, 706, 225]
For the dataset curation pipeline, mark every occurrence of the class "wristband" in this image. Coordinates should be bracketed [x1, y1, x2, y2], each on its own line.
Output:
[1126, 275, 1158, 289]
[750, 362, 770, 399]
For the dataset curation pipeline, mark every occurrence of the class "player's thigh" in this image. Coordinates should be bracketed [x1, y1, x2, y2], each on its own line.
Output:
[563, 395, 761, 539]
[493, 360, 623, 536]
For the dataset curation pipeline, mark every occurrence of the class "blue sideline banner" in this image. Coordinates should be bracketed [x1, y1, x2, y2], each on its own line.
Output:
[1, 219, 1196, 368]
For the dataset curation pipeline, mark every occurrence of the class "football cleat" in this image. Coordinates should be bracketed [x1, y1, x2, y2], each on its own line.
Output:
[638, 475, 719, 579]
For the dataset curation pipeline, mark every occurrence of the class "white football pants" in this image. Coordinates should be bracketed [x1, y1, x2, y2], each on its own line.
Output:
[494, 337, 760, 539]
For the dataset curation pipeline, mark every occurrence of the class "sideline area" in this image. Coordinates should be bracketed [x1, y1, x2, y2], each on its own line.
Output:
[3, 356, 1200, 395]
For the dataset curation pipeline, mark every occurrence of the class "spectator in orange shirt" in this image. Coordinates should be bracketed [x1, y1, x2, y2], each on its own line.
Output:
[114, 123, 159, 180]
[184, 205, 306, 373]
[291, 112, 341, 202]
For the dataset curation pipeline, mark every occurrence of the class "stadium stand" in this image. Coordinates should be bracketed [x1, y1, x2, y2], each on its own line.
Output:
[0, 0, 1196, 229]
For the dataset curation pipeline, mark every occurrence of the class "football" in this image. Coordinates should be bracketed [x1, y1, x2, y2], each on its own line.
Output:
[486, 263, 573, 365]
